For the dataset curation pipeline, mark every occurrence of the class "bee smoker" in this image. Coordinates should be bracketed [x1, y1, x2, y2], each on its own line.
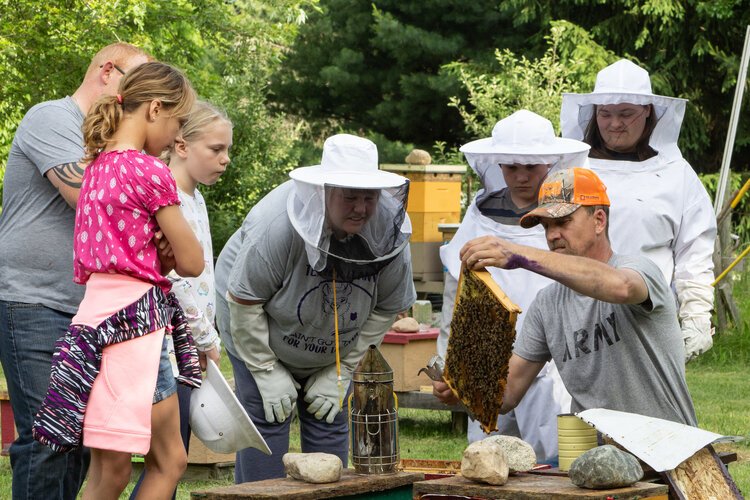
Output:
[350, 344, 399, 474]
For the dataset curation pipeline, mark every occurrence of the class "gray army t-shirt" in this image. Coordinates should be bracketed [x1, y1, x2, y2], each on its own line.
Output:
[216, 181, 416, 377]
[0, 97, 85, 313]
[514, 254, 697, 426]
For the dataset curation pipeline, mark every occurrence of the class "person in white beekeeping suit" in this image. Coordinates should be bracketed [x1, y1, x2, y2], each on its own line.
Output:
[213, 134, 416, 482]
[560, 59, 717, 362]
[432, 110, 589, 465]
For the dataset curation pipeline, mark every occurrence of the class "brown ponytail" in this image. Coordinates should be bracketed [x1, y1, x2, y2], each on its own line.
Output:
[82, 61, 195, 162]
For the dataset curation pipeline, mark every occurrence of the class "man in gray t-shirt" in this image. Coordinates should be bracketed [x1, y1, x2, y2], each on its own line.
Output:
[0, 43, 148, 500]
[459, 167, 696, 426]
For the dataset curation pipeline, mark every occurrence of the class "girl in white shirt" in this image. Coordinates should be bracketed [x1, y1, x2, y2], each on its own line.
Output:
[166, 100, 231, 365]
[132, 100, 231, 498]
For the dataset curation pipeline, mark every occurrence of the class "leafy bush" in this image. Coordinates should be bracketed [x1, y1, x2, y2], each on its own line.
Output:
[0, 0, 317, 250]
[442, 21, 618, 139]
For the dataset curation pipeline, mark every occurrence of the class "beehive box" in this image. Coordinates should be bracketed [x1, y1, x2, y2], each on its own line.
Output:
[409, 242, 444, 282]
[381, 164, 465, 245]
[410, 212, 461, 243]
[444, 267, 521, 433]
[187, 432, 235, 465]
[382, 164, 465, 283]
[381, 164, 465, 214]
[380, 328, 439, 392]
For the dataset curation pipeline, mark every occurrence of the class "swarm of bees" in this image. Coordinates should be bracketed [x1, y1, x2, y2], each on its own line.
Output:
[444, 267, 521, 433]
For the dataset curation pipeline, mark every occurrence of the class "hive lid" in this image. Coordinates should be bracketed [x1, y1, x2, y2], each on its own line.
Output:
[380, 163, 467, 174]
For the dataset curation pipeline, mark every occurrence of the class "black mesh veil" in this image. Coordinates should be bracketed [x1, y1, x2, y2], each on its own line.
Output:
[288, 180, 411, 281]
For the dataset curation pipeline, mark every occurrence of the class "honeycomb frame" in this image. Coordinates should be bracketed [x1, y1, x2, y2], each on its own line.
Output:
[444, 266, 522, 433]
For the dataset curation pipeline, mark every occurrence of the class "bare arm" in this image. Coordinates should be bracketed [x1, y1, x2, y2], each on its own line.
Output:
[460, 236, 648, 304]
[500, 354, 546, 414]
[45, 161, 87, 207]
[154, 205, 204, 277]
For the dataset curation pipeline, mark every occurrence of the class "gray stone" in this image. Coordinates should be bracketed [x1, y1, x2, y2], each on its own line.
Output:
[461, 440, 509, 485]
[484, 435, 536, 472]
[568, 445, 643, 489]
[283, 452, 342, 483]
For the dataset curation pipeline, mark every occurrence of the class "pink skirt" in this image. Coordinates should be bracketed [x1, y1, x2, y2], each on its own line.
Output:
[75, 273, 165, 454]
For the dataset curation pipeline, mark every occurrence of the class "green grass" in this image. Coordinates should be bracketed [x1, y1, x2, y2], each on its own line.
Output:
[0, 298, 748, 498]
[685, 344, 750, 495]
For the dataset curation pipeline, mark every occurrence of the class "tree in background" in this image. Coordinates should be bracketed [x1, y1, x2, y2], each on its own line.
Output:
[270, 0, 538, 147]
[445, 21, 615, 138]
[0, 0, 316, 250]
[272, 0, 750, 173]
[499, 0, 750, 171]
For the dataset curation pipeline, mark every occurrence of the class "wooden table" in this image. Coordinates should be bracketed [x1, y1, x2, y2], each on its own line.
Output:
[412, 473, 669, 500]
[190, 469, 424, 499]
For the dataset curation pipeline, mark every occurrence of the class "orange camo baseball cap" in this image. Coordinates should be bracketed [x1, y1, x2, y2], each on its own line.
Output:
[519, 167, 610, 228]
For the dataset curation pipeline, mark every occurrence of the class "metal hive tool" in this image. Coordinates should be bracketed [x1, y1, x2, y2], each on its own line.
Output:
[444, 266, 522, 434]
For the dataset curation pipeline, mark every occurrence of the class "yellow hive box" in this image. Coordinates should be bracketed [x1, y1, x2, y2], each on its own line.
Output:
[381, 164, 466, 213]
[410, 212, 461, 243]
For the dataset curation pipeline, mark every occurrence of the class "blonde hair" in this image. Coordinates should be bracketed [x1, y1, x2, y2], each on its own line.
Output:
[85, 42, 151, 77]
[163, 100, 232, 163]
[82, 61, 196, 162]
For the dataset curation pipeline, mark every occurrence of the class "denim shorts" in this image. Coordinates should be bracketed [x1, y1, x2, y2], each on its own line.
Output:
[153, 336, 177, 404]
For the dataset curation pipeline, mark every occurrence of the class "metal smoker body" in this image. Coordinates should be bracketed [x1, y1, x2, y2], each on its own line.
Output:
[350, 344, 399, 474]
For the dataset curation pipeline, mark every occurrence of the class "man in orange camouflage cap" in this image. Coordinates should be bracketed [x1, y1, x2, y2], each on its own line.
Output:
[461, 167, 697, 426]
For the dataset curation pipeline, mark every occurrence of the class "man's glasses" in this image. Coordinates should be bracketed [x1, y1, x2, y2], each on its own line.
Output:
[100, 64, 126, 75]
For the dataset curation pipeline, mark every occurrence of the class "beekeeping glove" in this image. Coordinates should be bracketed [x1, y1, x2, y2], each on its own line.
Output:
[675, 279, 714, 363]
[251, 363, 300, 423]
[303, 309, 397, 423]
[227, 293, 300, 423]
[682, 316, 714, 363]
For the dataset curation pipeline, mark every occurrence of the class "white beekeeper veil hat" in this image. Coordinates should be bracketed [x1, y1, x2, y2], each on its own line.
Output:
[560, 59, 687, 160]
[287, 134, 411, 281]
[189, 360, 271, 455]
[460, 110, 590, 198]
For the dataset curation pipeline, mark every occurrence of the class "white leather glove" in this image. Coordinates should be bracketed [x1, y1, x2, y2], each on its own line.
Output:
[227, 293, 300, 423]
[682, 316, 714, 363]
[303, 309, 397, 423]
[251, 363, 301, 423]
[303, 364, 349, 424]
[675, 279, 714, 363]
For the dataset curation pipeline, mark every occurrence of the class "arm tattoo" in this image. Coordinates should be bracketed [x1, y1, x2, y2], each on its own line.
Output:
[50, 162, 85, 188]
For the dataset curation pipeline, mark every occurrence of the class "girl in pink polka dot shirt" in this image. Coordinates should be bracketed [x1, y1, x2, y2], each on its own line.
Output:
[74, 61, 204, 499]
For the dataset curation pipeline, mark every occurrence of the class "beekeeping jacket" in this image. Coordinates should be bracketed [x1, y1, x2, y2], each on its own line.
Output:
[439, 110, 587, 462]
[560, 60, 716, 362]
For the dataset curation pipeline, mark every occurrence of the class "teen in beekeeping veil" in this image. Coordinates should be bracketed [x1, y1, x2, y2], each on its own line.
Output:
[433, 110, 589, 466]
[213, 134, 416, 482]
[560, 59, 716, 363]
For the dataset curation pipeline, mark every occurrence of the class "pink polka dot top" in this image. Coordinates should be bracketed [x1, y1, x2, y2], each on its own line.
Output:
[73, 150, 180, 293]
